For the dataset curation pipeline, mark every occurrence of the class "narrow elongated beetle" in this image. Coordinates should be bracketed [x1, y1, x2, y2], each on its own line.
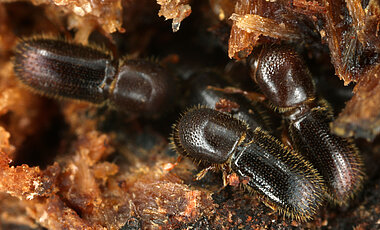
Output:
[171, 107, 325, 221]
[249, 46, 364, 204]
[186, 71, 271, 131]
[13, 37, 174, 116]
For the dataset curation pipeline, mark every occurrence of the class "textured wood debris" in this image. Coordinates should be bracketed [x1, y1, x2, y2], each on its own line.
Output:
[0, 0, 379, 229]
[327, 0, 380, 140]
[157, 0, 192, 32]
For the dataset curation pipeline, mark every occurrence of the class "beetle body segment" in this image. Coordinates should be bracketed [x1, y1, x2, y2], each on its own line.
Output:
[288, 106, 363, 203]
[232, 128, 324, 220]
[109, 59, 174, 114]
[250, 46, 315, 109]
[173, 107, 247, 164]
[14, 38, 114, 104]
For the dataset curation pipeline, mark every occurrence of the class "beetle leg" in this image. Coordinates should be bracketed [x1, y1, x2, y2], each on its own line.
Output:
[281, 126, 294, 150]
[195, 165, 216, 180]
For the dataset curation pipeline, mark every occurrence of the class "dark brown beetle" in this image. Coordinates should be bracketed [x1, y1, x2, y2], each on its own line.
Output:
[186, 71, 271, 131]
[249, 46, 364, 204]
[172, 107, 325, 221]
[13, 37, 174, 117]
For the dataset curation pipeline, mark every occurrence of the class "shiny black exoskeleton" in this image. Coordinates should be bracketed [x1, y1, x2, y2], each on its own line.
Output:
[13, 37, 174, 116]
[249, 46, 364, 204]
[172, 107, 325, 221]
